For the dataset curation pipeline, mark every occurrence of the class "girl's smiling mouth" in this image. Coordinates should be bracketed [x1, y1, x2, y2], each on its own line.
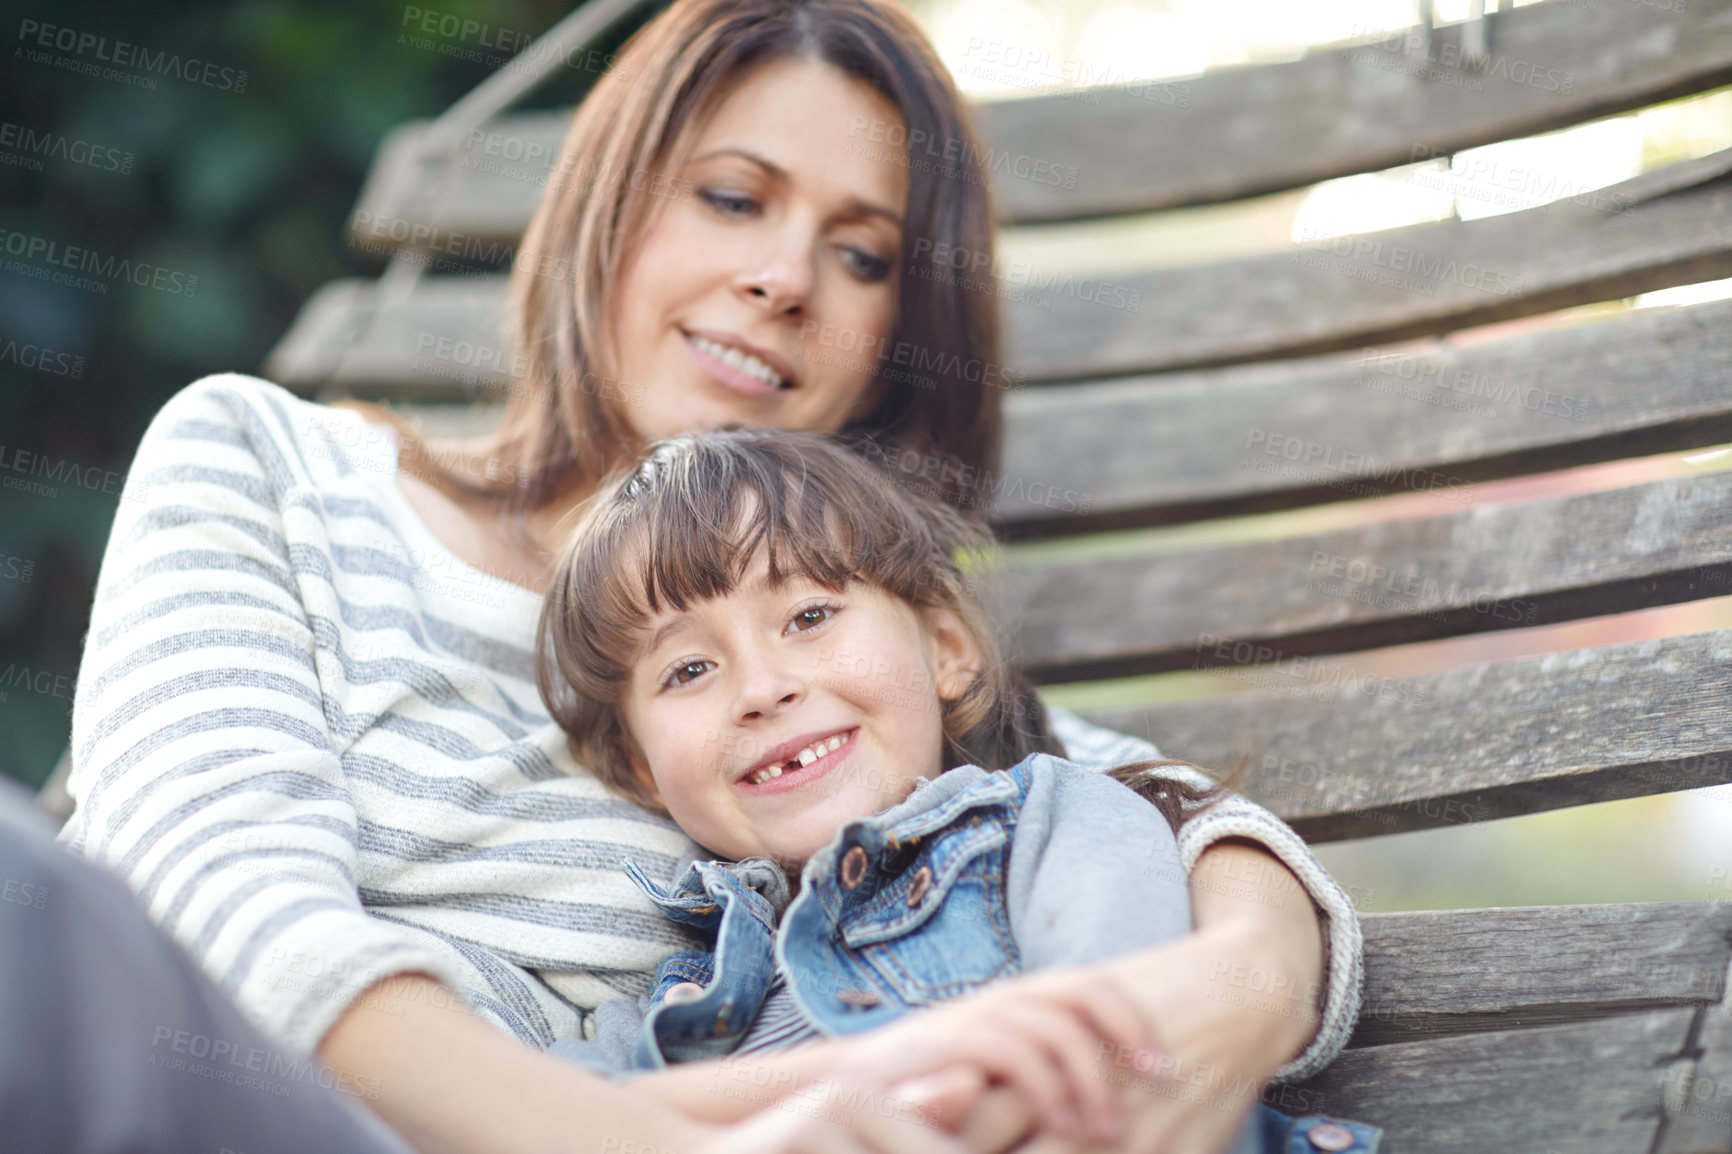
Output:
[737, 727, 858, 794]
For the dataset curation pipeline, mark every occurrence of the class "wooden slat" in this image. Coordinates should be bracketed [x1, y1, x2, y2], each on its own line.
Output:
[1080, 628, 1732, 841]
[1292, 1010, 1692, 1153]
[1007, 470, 1732, 682]
[269, 151, 1732, 395]
[346, 0, 1732, 239]
[1353, 903, 1732, 1048]
[998, 296, 1732, 533]
[265, 276, 512, 399]
[1009, 147, 1732, 379]
[1657, 983, 1732, 1153]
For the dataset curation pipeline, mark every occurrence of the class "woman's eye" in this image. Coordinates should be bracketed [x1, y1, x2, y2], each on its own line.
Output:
[840, 246, 892, 283]
[788, 605, 836, 633]
[667, 659, 714, 687]
[700, 188, 759, 217]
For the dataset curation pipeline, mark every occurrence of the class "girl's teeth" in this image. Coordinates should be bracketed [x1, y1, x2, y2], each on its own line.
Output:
[747, 732, 851, 785]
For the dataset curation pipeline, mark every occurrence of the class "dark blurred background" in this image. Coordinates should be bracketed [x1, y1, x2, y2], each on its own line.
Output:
[0, 0, 658, 789]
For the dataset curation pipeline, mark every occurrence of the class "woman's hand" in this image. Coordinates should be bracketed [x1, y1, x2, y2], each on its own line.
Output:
[823, 964, 1157, 1143]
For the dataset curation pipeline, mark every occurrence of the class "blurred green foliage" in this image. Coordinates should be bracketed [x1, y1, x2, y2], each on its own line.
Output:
[0, 0, 656, 787]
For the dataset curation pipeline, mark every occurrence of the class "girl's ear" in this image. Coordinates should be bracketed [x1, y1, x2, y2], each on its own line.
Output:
[923, 607, 983, 702]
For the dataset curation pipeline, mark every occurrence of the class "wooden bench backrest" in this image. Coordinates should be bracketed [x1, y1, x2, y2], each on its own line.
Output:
[264, 4, 1732, 1147]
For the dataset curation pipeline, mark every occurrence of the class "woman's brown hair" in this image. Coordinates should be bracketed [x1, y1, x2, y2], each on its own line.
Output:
[535, 428, 1238, 833]
[338, 0, 1006, 544]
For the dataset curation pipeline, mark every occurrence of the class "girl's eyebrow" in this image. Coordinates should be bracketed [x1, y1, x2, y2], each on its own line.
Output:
[643, 616, 690, 656]
[689, 146, 904, 229]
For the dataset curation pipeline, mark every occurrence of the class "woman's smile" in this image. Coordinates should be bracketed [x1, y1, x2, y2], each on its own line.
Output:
[682, 329, 797, 398]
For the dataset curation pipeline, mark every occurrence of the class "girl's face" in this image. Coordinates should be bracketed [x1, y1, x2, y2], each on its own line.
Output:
[607, 57, 909, 443]
[621, 561, 979, 867]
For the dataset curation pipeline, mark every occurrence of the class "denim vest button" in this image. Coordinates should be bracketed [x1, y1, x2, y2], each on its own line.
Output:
[1304, 1122, 1356, 1151]
[839, 845, 868, 889]
[837, 988, 880, 1007]
[663, 981, 706, 1006]
[906, 865, 933, 906]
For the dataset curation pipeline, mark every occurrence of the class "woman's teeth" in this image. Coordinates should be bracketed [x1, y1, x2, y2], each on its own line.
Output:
[692, 336, 786, 388]
[747, 733, 848, 785]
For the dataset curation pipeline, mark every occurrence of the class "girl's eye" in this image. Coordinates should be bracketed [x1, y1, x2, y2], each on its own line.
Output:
[787, 604, 837, 634]
[665, 659, 715, 688]
[700, 188, 759, 217]
[840, 246, 892, 284]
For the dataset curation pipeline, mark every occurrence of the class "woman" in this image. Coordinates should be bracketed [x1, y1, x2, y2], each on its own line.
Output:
[60, 1, 1362, 1152]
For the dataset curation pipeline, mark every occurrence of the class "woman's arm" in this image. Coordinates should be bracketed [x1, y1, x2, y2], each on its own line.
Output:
[318, 973, 706, 1154]
[1043, 705, 1362, 1080]
[320, 975, 979, 1154]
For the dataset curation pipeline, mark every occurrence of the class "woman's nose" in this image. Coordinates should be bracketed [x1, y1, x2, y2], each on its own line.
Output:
[737, 225, 815, 316]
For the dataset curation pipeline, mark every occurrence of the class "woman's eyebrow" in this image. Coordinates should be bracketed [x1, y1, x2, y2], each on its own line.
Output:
[689, 146, 904, 228]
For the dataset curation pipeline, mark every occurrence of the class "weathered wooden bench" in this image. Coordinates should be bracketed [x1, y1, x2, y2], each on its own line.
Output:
[187, 0, 1732, 1147]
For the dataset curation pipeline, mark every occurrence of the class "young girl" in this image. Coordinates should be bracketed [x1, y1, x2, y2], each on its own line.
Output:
[535, 428, 1381, 1154]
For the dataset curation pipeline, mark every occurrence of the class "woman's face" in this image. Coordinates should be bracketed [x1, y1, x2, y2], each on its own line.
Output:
[607, 58, 910, 442]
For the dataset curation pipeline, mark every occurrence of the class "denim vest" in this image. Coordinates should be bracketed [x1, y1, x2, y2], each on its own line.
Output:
[625, 757, 1035, 1068]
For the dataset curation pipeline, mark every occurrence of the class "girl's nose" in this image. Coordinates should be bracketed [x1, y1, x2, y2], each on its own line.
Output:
[735, 654, 805, 721]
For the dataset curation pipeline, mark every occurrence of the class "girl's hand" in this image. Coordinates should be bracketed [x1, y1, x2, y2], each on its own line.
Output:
[822, 964, 1161, 1144]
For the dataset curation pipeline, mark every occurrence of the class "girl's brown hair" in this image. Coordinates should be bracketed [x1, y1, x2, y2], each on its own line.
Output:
[535, 428, 1237, 832]
[337, 0, 1005, 542]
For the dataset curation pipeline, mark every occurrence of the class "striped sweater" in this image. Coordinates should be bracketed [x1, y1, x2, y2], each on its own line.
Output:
[58, 373, 1361, 1082]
